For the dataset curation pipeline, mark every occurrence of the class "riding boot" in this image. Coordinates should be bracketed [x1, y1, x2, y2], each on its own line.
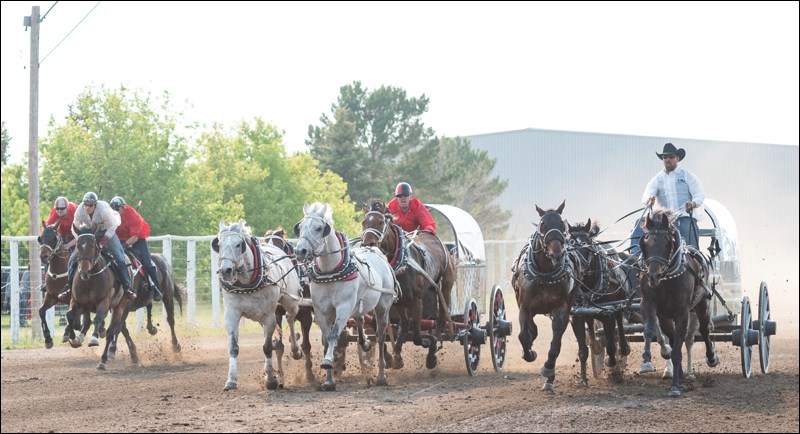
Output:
[114, 260, 137, 301]
[146, 268, 163, 302]
[151, 284, 163, 302]
[57, 265, 77, 302]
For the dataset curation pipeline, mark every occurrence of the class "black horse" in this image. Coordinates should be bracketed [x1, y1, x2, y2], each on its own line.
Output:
[511, 201, 580, 391]
[107, 251, 185, 362]
[568, 219, 632, 385]
[638, 209, 719, 397]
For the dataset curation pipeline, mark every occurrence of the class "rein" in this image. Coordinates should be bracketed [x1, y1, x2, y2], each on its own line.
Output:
[641, 228, 686, 281]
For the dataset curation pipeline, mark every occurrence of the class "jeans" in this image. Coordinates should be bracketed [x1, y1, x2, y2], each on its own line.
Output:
[629, 216, 699, 254]
[128, 239, 160, 288]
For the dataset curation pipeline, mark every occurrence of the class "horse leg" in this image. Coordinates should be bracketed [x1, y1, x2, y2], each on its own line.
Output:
[392, 306, 409, 370]
[695, 300, 719, 369]
[668, 312, 689, 397]
[118, 320, 139, 365]
[262, 317, 280, 391]
[658, 316, 677, 379]
[146, 303, 157, 335]
[99, 303, 132, 370]
[285, 307, 304, 361]
[541, 307, 569, 392]
[571, 315, 589, 387]
[614, 312, 630, 373]
[517, 305, 538, 363]
[39, 296, 56, 349]
[324, 305, 353, 391]
[223, 311, 240, 391]
[299, 308, 315, 384]
[67, 307, 84, 348]
[354, 316, 374, 385]
[602, 317, 617, 368]
[639, 298, 658, 373]
[375, 307, 390, 386]
[163, 295, 181, 353]
[88, 305, 109, 347]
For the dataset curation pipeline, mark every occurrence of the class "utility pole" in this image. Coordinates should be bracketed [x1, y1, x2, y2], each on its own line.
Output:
[27, 6, 43, 341]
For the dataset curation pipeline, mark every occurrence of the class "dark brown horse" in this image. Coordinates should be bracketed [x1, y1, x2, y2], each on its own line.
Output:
[511, 201, 580, 391]
[263, 227, 316, 384]
[567, 219, 632, 385]
[66, 227, 133, 370]
[38, 221, 92, 348]
[638, 209, 719, 397]
[361, 199, 456, 370]
[107, 252, 185, 361]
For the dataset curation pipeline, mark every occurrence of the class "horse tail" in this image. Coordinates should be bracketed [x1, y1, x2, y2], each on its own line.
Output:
[173, 282, 187, 316]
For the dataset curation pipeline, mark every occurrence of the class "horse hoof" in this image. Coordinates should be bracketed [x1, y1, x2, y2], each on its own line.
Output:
[707, 355, 720, 367]
[107, 351, 116, 361]
[669, 387, 682, 398]
[88, 337, 99, 347]
[45, 340, 54, 349]
[291, 350, 304, 361]
[320, 382, 336, 392]
[98, 330, 107, 339]
[62, 335, 69, 343]
[96, 363, 107, 371]
[131, 356, 140, 365]
[266, 379, 279, 390]
[321, 359, 333, 370]
[639, 362, 654, 373]
[147, 326, 158, 336]
[69, 339, 82, 349]
[540, 366, 555, 378]
[426, 354, 438, 369]
[660, 345, 672, 359]
[523, 350, 537, 363]
[376, 376, 388, 386]
[362, 340, 373, 352]
[173, 343, 182, 353]
[541, 382, 554, 392]
[391, 356, 403, 370]
[223, 382, 237, 391]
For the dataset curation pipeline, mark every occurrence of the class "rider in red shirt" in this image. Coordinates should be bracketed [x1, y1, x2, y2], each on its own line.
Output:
[45, 197, 78, 250]
[111, 196, 163, 301]
[386, 182, 437, 234]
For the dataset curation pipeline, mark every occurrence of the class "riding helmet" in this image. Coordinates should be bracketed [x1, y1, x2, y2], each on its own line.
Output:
[53, 196, 68, 209]
[395, 182, 412, 196]
[82, 191, 98, 205]
[110, 196, 126, 211]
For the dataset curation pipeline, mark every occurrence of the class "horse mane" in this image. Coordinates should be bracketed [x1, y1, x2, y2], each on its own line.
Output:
[264, 226, 286, 239]
[305, 202, 334, 225]
[644, 208, 677, 228]
[223, 219, 253, 238]
[568, 220, 600, 238]
[366, 198, 385, 212]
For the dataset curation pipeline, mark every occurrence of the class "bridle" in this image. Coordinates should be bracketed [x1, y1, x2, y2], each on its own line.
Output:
[361, 211, 389, 245]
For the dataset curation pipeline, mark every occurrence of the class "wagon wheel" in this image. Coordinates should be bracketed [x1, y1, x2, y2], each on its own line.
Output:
[489, 285, 510, 372]
[462, 298, 481, 376]
[758, 281, 775, 374]
[590, 319, 606, 379]
[739, 296, 753, 379]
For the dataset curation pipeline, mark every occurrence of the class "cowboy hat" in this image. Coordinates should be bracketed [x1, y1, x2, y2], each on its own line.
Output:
[656, 142, 686, 161]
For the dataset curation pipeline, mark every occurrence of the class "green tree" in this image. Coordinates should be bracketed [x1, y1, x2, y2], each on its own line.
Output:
[307, 81, 436, 205]
[188, 119, 360, 236]
[40, 85, 192, 235]
[306, 82, 510, 237]
[1, 163, 30, 236]
[1, 121, 10, 167]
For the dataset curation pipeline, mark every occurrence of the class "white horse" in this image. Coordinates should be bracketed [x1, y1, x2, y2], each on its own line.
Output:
[212, 219, 304, 391]
[294, 202, 397, 391]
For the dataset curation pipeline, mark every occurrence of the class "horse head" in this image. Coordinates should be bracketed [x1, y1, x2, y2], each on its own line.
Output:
[360, 198, 391, 248]
[534, 200, 569, 267]
[212, 219, 251, 284]
[38, 220, 61, 266]
[74, 226, 103, 281]
[294, 202, 333, 263]
[640, 209, 680, 287]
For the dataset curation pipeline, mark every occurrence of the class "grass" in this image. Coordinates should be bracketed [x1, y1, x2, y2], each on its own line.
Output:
[1, 305, 271, 350]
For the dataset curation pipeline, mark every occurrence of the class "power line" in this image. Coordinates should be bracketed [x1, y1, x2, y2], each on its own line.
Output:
[40, 1, 102, 65]
[41, 1, 59, 22]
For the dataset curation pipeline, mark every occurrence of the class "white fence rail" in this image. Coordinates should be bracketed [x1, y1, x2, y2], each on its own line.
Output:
[1, 235, 523, 344]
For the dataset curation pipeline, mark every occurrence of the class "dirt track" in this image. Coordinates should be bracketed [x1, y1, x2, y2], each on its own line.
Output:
[2, 303, 797, 434]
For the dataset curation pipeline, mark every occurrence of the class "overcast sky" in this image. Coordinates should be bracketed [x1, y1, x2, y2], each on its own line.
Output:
[2, 1, 798, 165]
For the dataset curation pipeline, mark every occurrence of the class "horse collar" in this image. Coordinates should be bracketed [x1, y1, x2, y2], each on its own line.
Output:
[310, 231, 358, 283]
